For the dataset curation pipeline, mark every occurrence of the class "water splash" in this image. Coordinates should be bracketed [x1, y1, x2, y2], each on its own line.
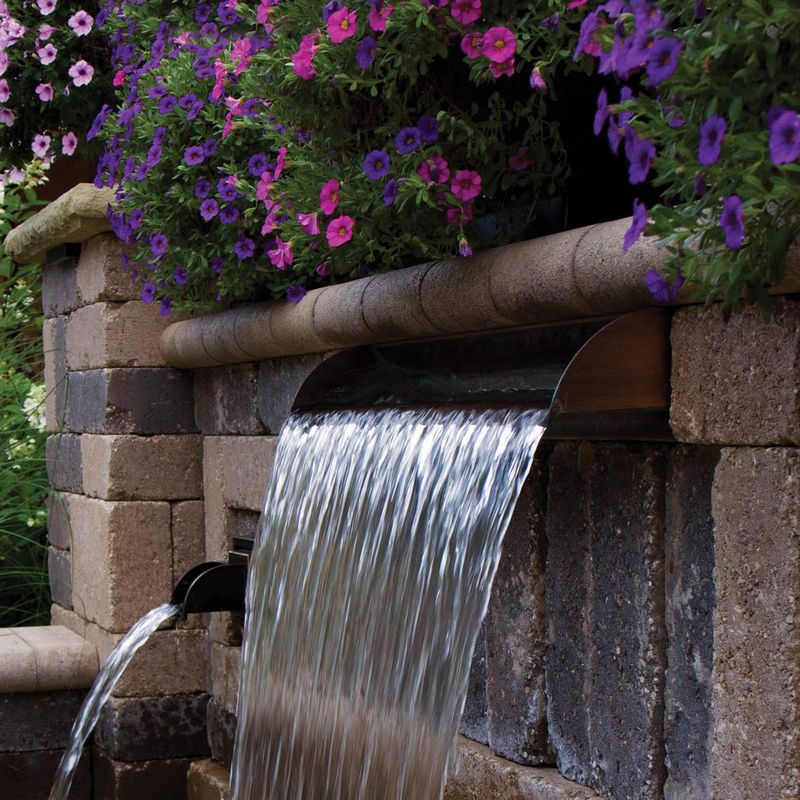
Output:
[231, 406, 548, 800]
[49, 602, 180, 800]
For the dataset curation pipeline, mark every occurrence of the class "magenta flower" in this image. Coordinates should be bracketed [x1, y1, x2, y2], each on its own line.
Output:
[316, 262, 331, 277]
[36, 0, 56, 15]
[698, 115, 726, 166]
[768, 110, 800, 165]
[508, 147, 532, 171]
[292, 33, 319, 80]
[31, 134, 51, 159]
[142, 283, 156, 304]
[646, 38, 682, 85]
[37, 44, 57, 65]
[297, 212, 320, 235]
[268, 237, 293, 269]
[628, 138, 656, 185]
[461, 32, 483, 60]
[200, 198, 219, 221]
[35, 83, 54, 102]
[720, 195, 745, 250]
[395, 127, 421, 155]
[67, 9, 93, 36]
[446, 205, 474, 226]
[368, 3, 393, 31]
[68, 60, 95, 87]
[363, 149, 391, 180]
[320, 179, 340, 215]
[482, 26, 516, 63]
[328, 7, 357, 44]
[451, 0, 481, 25]
[326, 215, 355, 247]
[489, 58, 515, 79]
[623, 199, 647, 252]
[61, 132, 78, 156]
[451, 170, 482, 202]
[287, 284, 307, 303]
[0, 80, 9, 103]
[418, 155, 450, 184]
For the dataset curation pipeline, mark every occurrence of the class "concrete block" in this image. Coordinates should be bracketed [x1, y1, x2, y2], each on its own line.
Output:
[194, 365, 263, 435]
[0, 691, 85, 751]
[0, 632, 37, 693]
[664, 446, 719, 800]
[66, 369, 196, 434]
[48, 546, 72, 609]
[0, 748, 91, 799]
[93, 748, 194, 799]
[671, 298, 800, 444]
[206, 698, 237, 769]
[200, 308, 257, 364]
[187, 759, 231, 800]
[76, 233, 139, 303]
[172, 501, 206, 584]
[486, 466, 550, 765]
[42, 258, 79, 318]
[66, 301, 169, 370]
[47, 491, 74, 550]
[45, 434, 82, 493]
[96, 693, 210, 762]
[711, 447, 800, 800]
[312, 278, 376, 347]
[459, 623, 488, 745]
[69, 495, 172, 631]
[43, 315, 68, 432]
[208, 643, 241, 717]
[257, 354, 324, 434]
[81, 434, 202, 501]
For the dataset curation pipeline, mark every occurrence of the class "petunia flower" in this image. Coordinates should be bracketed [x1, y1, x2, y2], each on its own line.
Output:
[446, 205, 474, 226]
[768, 110, 800, 165]
[200, 199, 219, 220]
[183, 146, 205, 166]
[268, 237, 293, 269]
[31, 134, 51, 159]
[451, 0, 481, 25]
[67, 9, 93, 36]
[646, 37, 682, 85]
[530, 67, 547, 92]
[623, 199, 647, 252]
[150, 233, 169, 257]
[645, 269, 683, 302]
[451, 170, 482, 202]
[698, 115, 726, 166]
[0, 108, 15, 127]
[418, 155, 450, 184]
[368, 2, 393, 31]
[382, 179, 398, 206]
[628, 138, 656, 184]
[36, 0, 56, 15]
[461, 32, 482, 59]
[326, 215, 355, 247]
[38, 23, 58, 40]
[174, 268, 189, 285]
[320, 179, 340, 215]
[160, 297, 173, 317]
[490, 58, 514, 78]
[297, 212, 320, 235]
[233, 237, 256, 260]
[0, 80, 9, 103]
[417, 115, 439, 142]
[508, 147, 532, 171]
[35, 83, 54, 102]
[287, 284, 307, 303]
[482, 26, 516, 63]
[363, 149, 391, 180]
[356, 36, 377, 69]
[395, 127, 421, 155]
[61, 132, 78, 156]
[68, 60, 95, 87]
[328, 7, 357, 44]
[141, 283, 156, 304]
[37, 44, 57, 64]
[719, 195, 745, 249]
[220, 205, 240, 225]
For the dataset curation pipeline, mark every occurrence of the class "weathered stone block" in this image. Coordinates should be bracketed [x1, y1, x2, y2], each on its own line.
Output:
[208, 643, 241, 717]
[46, 434, 82, 493]
[187, 759, 231, 800]
[42, 258, 79, 317]
[0, 748, 91, 800]
[44, 315, 68, 432]
[207, 698, 237, 769]
[76, 233, 139, 304]
[93, 748, 194, 799]
[81, 434, 202, 501]
[0, 691, 85, 751]
[459, 623, 488, 745]
[66, 301, 169, 370]
[47, 491, 74, 550]
[172, 501, 206, 584]
[711, 448, 800, 800]
[195, 364, 264, 435]
[671, 298, 800, 444]
[96, 693, 210, 761]
[486, 465, 550, 765]
[48, 546, 72, 609]
[257, 354, 324, 433]
[206, 610, 244, 648]
[66, 369, 196, 434]
[69, 496, 172, 631]
[664, 446, 718, 800]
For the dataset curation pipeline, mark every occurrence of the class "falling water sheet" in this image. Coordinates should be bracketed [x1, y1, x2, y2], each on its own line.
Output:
[231, 406, 548, 800]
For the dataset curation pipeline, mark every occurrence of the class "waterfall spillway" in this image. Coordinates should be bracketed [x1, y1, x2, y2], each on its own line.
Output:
[231, 406, 548, 800]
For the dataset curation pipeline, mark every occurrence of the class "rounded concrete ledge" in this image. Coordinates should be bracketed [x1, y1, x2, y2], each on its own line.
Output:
[0, 625, 99, 693]
[161, 219, 667, 369]
[4, 183, 114, 265]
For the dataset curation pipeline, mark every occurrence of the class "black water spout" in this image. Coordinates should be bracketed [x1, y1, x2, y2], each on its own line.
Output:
[172, 560, 248, 617]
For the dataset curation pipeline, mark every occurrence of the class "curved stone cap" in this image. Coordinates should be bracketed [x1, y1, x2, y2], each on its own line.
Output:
[161, 218, 667, 368]
[0, 625, 99, 693]
[4, 183, 114, 265]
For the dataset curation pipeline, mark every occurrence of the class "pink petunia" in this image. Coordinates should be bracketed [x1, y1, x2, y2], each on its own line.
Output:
[222, 111, 236, 139]
[256, 171, 275, 203]
[0, 52, 8, 78]
[460, 32, 483, 59]
[418, 155, 450, 185]
[326, 215, 354, 248]
[489, 57, 514, 78]
[328, 7, 357, 44]
[37, 43, 57, 64]
[211, 59, 227, 101]
[35, 82, 54, 101]
[268, 237, 293, 270]
[67, 9, 93, 36]
[482, 26, 516, 63]
[292, 33, 319, 79]
[274, 146, 288, 179]
[36, 0, 56, 15]
[261, 204, 282, 235]
[297, 212, 320, 235]
[32, 133, 51, 158]
[61, 131, 78, 156]
[0, 79, 8, 103]
[508, 146, 531, 171]
[320, 179, 340, 215]
[38, 23, 58, 41]
[451, 0, 481, 25]
[446, 205, 474, 226]
[368, 2, 393, 31]
[451, 170, 482, 202]
[0, 108, 15, 127]
[68, 60, 94, 87]
[232, 37, 252, 76]
[113, 69, 126, 86]
[530, 67, 547, 92]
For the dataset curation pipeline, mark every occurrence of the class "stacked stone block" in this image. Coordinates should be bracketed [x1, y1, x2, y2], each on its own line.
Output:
[42, 234, 209, 798]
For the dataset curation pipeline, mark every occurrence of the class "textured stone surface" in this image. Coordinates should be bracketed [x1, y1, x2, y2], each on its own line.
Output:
[208, 643, 241, 716]
[459, 623, 488, 745]
[96, 693, 210, 761]
[42, 258, 79, 318]
[0, 748, 91, 799]
[47, 492, 73, 550]
[43, 315, 68, 431]
[206, 698, 237, 769]
[671, 299, 800, 444]
[486, 466, 550, 765]
[0, 691, 86, 750]
[48, 546, 72, 609]
[187, 759, 231, 800]
[93, 748, 194, 799]
[664, 446, 718, 800]
[66, 301, 169, 370]
[546, 443, 667, 800]
[66, 368, 196, 434]
[76, 233, 139, 304]
[69, 496, 172, 631]
[172, 500, 206, 584]
[195, 364, 263, 434]
[45, 433, 83, 492]
[81, 434, 202, 501]
[444, 738, 603, 800]
[257, 354, 324, 434]
[711, 448, 800, 800]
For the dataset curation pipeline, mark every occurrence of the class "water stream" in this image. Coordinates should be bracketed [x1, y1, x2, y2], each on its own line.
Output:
[49, 602, 180, 800]
[231, 406, 548, 800]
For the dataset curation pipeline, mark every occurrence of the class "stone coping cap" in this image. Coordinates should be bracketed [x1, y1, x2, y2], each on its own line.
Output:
[4, 183, 114, 265]
[0, 624, 99, 693]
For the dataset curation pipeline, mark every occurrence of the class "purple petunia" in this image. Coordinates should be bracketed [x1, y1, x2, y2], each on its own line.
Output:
[623, 199, 647, 252]
[218, 2, 241, 25]
[200, 198, 219, 221]
[195, 2, 212, 22]
[148, 85, 168, 100]
[383, 179, 398, 206]
[160, 296, 173, 317]
[218, 179, 240, 202]
[698, 115, 726, 166]
[645, 268, 684, 302]
[363, 150, 391, 180]
[184, 146, 205, 166]
[646, 37, 682, 85]
[768, 110, 800, 165]
[356, 36, 378, 70]
[720, 195, 745, 249]
[158, 95, 178, 114]
[141, 282, 156, 304]
[153, 126, 168, 147]
[233, 237, 256, 259]
[594, 88, 609, 136]
[219, 205, 240, 224]
[178, 93, 198, 110]
[187, 100, 205, 121]
[248, 153, 269, 177]
[129, 209, 145, 229]
[150, 233, 169, 257]
[322, 0, 344, 21]
[628, 138, 656, 184]
[395, 127, 422, 155]
[174, 267, 189, 285]
[287, 284, 307, 303]
[417, 115, 440, 143]
[195, 178, 212, 199]
[145, 145, 162, 169]
[203, 138, 218, 157]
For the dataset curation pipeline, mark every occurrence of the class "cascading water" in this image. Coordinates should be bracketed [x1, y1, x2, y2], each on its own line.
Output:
[49, 602, 180, 800]
[231, 406, 548, 800]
